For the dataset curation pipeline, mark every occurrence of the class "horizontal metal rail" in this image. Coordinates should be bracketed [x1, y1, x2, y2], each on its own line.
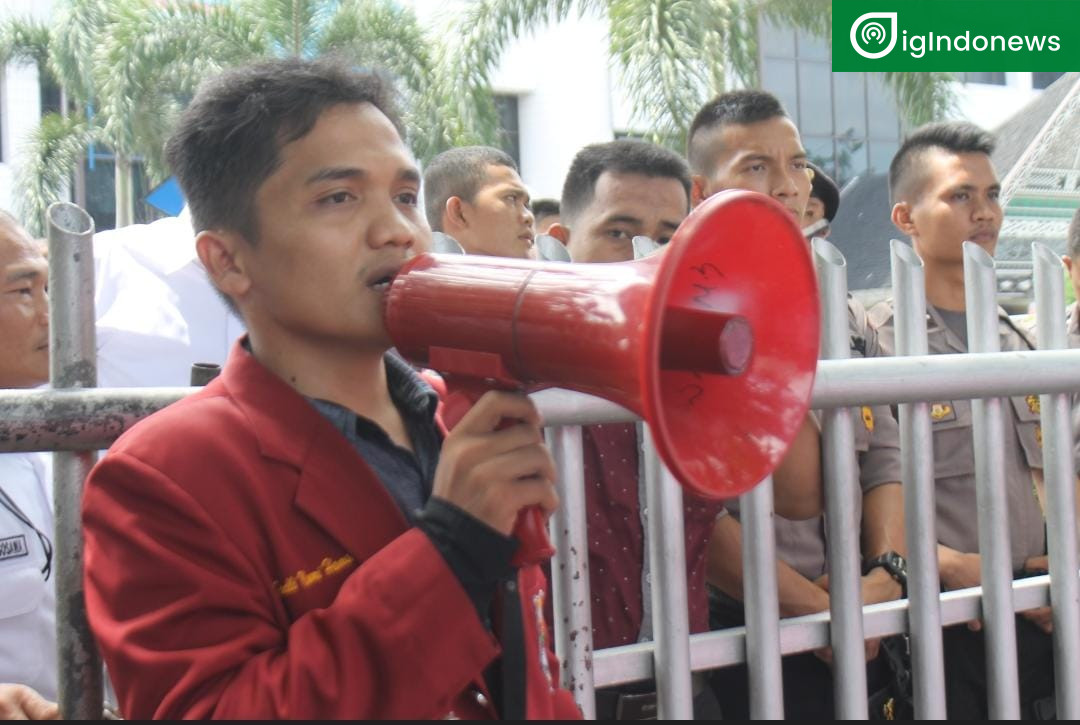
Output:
[6, 349, 1080, 452]
[592, 576, 1055, 689]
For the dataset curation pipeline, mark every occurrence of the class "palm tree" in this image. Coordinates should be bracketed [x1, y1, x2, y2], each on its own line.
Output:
[443, 0, 955, 149]
[3, 0, 466, 235]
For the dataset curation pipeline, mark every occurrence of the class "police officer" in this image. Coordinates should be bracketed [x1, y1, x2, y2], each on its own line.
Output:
[872, 120, 1056, 719]
[687, 90, 907, 720]
[0, 212, 58, 720]
[803, 160, 840, 240]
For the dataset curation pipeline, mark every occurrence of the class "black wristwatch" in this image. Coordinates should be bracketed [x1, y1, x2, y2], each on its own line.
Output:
[863, 551, 908, 595]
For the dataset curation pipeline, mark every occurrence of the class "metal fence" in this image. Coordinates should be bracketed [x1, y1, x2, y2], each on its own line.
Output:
[3, 202, 1080, 719]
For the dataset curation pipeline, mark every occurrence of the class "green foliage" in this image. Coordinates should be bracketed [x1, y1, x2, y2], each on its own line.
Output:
[449, 0, 955, 151]
[15, 113, 92, 236]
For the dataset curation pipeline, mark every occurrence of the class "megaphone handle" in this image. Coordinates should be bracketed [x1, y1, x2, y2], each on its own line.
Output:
[440, 385, 556, 569]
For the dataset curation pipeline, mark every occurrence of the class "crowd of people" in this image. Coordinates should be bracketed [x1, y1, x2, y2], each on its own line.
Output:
[0, 55, 1076, 720]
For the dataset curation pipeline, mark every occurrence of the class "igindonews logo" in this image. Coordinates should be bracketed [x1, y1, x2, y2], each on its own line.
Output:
[850, 11, 898, 58]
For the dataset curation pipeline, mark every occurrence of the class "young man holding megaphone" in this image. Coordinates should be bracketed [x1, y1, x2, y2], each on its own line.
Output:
[689, 90, 907, 720]
[80, 57, 580, 720]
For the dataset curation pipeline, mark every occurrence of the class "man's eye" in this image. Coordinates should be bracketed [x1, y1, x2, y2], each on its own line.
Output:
[952, 192, 970, 201]
[319, 191, 354, 205]
[396, 191, 419, 206]
[747, 164, 767, 173]
[607, 229, 632, 241]
[656, 237, 672, 246]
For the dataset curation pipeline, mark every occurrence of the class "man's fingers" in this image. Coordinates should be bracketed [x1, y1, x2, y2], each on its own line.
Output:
[0, 685, 59, 720]
[451, 390, 541, 435]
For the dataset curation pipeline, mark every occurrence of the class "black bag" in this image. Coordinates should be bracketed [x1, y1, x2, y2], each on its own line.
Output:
[868, 634, 914, 720]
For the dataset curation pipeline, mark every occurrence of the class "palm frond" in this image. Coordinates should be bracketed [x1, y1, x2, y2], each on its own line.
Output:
[94, 1, 266, 177]
[47, 0, 120, 106]
[609, 0, 733, 145]
[319, 0, 448, 161]
[439, 0, 597, 146]
[880, 71, 957, 128]
[0, 17, 52, 74]
[238, 0, 336, 58]
[15, 112, 93, 236]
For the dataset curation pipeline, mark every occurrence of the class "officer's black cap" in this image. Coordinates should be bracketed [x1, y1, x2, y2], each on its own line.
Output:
[807, 161, 840, 222]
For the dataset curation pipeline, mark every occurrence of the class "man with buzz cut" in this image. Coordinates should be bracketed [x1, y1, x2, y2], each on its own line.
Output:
[689, 89, 907, 720]
[423, 145, 535, 258]
[80, 57, 579, 720]
[543, 138, 822, 720]
[872, 120, 1059, 719]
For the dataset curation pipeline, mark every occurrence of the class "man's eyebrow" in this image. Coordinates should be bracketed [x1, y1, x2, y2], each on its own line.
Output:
[304, 166, 421, 185]
[5, 265, 44, 284]
[305, 166, 365, 185]
[658, 219, 682, 231]
[602, 214, 644, 226]
[731, 152, 775, 165]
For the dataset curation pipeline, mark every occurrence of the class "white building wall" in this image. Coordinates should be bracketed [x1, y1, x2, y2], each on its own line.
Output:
[951, 72, 1042, 131]
[0, 0, 51, 220]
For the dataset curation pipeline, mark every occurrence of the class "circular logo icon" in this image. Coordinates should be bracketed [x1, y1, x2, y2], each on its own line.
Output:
[850, 11, 898, 59]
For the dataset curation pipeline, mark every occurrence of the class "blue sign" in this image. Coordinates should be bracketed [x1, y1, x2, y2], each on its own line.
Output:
[145, 176, 185, 216]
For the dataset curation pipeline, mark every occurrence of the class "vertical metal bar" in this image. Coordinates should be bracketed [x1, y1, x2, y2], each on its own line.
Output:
[546, 425, 595, 718]
[47, 201, 103, 720]
[641, 430, 693, 719]
[1031, 242, 1080, 719]
[740, 476, 784, 720]
[962, 241, 1020, 719]
[890, 239, 947, 719]
[813, 238, 867, 719]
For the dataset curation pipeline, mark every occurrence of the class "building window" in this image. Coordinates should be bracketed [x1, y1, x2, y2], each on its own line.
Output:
[40, 73, 62, 116]
[83, 151, 160, 232]
[961, 72, 1006, 85]
[493, 94, 520, 172]
[1032, 72, 1065, 90]
[758, 19, 902, 186]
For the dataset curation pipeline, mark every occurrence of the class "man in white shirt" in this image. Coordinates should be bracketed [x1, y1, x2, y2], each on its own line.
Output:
[0, 212, 59, 720]
[93, 208, 244, 388]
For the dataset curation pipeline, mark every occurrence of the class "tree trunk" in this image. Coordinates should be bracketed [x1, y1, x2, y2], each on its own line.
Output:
[114, 153, 133, 228]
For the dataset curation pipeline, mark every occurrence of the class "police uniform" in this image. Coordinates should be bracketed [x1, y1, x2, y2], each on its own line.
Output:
[0, 452, 56, 702]
[1066, 302, 1080, 475]
[710, 297, 903, 720]
[871, 301, 1054, 719]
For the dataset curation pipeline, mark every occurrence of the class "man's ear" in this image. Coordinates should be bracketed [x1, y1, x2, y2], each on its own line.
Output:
[891, 201, 917, 237]
[444, 196, 468, 232]
[196, 230, 251, 305]
[546, 223, 570, 246]
[690, 175, 709, 208]
[1063, 254, 1073, 274]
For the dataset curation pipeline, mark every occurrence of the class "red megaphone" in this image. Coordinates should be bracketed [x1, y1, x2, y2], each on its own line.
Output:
[385, 190, 819, 566]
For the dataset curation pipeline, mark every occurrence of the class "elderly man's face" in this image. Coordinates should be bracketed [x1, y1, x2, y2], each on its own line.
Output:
[0, 225, 49, 388]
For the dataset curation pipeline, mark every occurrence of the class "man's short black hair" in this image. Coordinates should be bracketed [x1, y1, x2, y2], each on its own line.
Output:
[888, 121, 996, 204]
[1068, 206, 1080, 260]
[422, 146, 518, 231]
[530, 198, 560, 219]
[686, 90, 789, 175]
[165, 56, 402, 243]
[560, 139, 691, 224]
[807, 161, 840, 222]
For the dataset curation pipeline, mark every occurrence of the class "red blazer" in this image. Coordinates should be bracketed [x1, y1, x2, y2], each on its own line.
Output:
[82, 341, 580, 720]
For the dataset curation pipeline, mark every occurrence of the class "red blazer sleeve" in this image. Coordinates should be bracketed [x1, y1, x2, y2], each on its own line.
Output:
[83, 452, 500, 720]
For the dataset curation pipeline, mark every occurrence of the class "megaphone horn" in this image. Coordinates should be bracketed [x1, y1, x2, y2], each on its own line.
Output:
[386, 189, 820, 566]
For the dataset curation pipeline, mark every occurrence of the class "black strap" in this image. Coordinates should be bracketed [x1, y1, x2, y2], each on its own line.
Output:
[0, 484, 52, 580]
[498, 578, 527, 720]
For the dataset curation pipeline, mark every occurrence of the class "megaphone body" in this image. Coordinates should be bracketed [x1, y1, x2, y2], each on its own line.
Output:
[385, 190, 820, 566]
